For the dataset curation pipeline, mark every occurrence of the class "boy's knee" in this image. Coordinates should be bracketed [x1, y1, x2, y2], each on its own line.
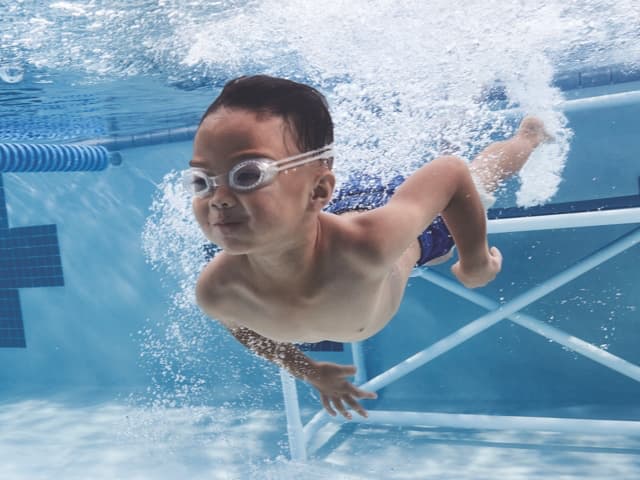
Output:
[431, 155, 470, 181]
[430, 155, 468, 175]
[433, 154, 466, 165]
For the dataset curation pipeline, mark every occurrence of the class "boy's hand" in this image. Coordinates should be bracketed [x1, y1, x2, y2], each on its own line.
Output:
[451, 246, 502, 288]
[307, 362, 377, 419]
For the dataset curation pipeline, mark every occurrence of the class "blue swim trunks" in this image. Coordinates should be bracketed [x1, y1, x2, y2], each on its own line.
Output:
[325, 173, 454, 266]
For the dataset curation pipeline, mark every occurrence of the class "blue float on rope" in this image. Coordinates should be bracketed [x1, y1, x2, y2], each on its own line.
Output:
[0, 143, 111, 172]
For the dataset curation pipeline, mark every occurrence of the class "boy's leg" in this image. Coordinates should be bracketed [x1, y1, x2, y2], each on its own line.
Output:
[469, 116, 549, 194]
[421, 116, 549, 266]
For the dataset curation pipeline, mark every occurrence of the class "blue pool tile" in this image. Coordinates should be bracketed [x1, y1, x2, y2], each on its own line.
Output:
[580, 67, 613, 87]
[0, 175, 6, 229]
[553, 72, 581, 91]
[0, 226, 64, 289]
[0, 290, 25, 348]
[0, 174, 64, 348]
[299, 341, 344, 352]
[611, 65, 640, 84]
[549, 64, 640, 91]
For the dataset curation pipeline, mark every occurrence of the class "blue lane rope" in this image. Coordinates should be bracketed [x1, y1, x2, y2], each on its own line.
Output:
[0, 143, 111, 172]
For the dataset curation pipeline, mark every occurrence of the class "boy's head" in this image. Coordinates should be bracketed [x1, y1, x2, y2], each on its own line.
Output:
[200, 75, 334, 160]
[190, 76, 336, 254]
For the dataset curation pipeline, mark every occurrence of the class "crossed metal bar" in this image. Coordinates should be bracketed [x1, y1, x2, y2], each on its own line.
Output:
[281, 207, 640, 461]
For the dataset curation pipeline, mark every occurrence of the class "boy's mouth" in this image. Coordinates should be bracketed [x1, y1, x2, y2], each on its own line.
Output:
[212, 216, 244, 226]
[211, 219, 244, 234]
[209, 212, 244, 225]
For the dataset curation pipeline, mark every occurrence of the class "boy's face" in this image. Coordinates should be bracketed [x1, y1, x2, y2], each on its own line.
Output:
[190, 108, 325, 254]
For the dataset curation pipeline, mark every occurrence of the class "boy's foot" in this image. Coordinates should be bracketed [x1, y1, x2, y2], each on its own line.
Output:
[516, 116, 554, 148]
[469, 115, 551, 193]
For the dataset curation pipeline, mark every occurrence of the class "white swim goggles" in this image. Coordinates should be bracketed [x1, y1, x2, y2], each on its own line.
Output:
[183, 144, 333, 197]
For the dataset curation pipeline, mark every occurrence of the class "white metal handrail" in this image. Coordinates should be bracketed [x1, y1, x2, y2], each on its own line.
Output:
[487, 207, 640, 233]
[281, 207, 640, 461]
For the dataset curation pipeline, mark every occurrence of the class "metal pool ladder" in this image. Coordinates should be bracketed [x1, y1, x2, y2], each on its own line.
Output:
[280, 201, 640, 461]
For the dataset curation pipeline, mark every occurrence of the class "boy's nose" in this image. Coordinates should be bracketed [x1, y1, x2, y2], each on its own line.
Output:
[208, 185, 237, 209]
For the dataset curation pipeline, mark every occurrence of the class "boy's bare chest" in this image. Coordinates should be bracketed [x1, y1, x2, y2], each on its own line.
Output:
[223, 270, 398, 343]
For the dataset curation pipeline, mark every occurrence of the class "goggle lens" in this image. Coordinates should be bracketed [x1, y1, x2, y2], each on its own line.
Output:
[230, 162, 265, 190]
[191, 173, 209, 193]
[183, 170, 210, 196]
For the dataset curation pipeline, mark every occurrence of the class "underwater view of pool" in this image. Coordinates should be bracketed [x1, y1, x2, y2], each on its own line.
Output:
[1, 1, 639, 478]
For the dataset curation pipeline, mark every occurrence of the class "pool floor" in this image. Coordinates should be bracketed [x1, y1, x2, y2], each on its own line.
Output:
[2, 398, 639, 479]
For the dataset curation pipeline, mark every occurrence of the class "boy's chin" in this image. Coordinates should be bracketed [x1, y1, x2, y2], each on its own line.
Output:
[212, 239, 252, 256]
[219, 247, 250, 256]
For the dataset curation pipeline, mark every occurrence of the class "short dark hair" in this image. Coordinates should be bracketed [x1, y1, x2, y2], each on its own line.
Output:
[199, 75, 334, 153]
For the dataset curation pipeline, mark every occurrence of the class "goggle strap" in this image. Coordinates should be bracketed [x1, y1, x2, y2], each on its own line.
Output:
[274, 144, 334, 170]
[185, 143, 333, 194]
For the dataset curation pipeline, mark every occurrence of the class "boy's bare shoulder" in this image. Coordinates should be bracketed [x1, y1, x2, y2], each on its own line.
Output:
[320, 210, 401, 270]
[195, 253, 243, 327]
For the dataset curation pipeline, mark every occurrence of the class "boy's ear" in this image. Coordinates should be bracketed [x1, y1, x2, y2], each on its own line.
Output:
[310, 171, 336, 209]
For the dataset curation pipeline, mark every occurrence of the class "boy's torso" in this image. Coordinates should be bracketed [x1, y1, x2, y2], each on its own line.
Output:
[199, 213, 409, 343]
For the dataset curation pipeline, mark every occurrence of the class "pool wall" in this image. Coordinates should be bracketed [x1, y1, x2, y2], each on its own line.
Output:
[0, 143, 185, 395]
[0, 77, 638, 417]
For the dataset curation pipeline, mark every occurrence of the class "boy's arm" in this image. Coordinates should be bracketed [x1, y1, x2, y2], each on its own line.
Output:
[231, 326, 378, 418]
[228, 326, 317, 380]
[352, 155, 500, 287]
[228, 326, 376, 419]
[195, 276, 376, 418]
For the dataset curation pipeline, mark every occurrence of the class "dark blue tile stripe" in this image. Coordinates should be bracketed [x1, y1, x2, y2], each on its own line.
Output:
[5, 224, 58, 236]
[0, 175, 7, 229]
[0, 174, 64, 348]
[556, 64, 640, 90]
[0, 290, 25, 348]
[482, 63, 640, 103]
[0, 225, 64, 289]
[299, 341, 344, 352]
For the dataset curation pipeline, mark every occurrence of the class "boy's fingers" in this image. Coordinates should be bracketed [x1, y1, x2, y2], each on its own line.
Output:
[343, 395, 367, 418]
[332, 398, 351, 419]
[321, 394, 337, 417]
[495, 248, 503, 270]
[350, 385, 377, 399]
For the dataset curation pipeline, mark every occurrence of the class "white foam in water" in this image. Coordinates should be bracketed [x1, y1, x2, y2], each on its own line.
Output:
[140, 173, 225, 407]
[517, 142, 568, 207]
[0, 63, 24, 83]
[173, 0, 604, 201]
[142, 171, 205, 286]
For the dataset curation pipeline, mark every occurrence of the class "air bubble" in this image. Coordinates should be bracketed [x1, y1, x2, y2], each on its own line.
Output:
[0, 64, 24, 83]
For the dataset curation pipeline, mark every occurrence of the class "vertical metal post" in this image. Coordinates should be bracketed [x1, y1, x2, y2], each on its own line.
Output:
[351, 341, 368, 385]
[279, 369, 307, 462]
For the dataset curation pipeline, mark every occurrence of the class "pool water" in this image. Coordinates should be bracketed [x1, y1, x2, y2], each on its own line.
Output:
[1, 1, 640, 478]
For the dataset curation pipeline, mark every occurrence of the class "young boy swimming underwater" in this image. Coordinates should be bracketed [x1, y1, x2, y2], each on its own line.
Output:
[186, 75, 548, 419]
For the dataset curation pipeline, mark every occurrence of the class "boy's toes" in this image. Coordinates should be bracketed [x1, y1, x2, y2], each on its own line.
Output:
[518, 116, 553, 145]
